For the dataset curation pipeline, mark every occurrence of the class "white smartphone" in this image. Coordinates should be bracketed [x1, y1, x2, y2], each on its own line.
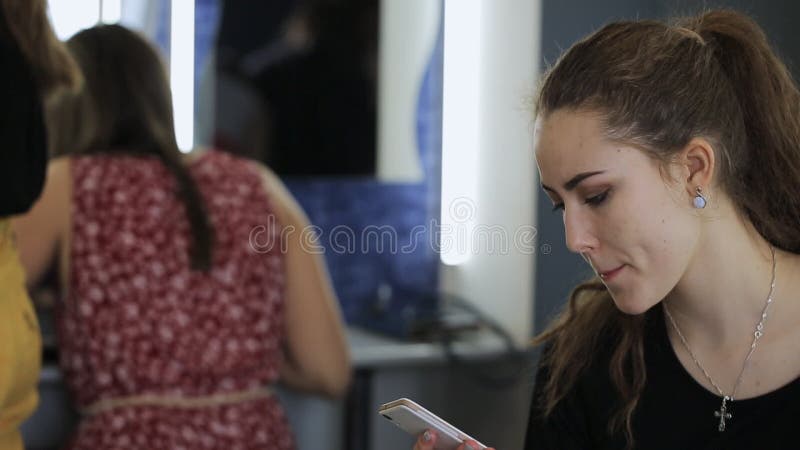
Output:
[378, 398, 488, 450]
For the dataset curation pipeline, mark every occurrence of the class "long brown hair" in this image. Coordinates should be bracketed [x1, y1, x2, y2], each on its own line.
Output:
[533, 9, 800, 447]
[48, 25, 214, 271]
[0, 0, 81, 95]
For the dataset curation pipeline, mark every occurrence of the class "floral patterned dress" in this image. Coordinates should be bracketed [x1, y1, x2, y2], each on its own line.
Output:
[57, 151, 294, 450]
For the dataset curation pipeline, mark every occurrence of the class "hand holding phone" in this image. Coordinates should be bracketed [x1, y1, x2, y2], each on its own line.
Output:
[378, 398, 489, 450]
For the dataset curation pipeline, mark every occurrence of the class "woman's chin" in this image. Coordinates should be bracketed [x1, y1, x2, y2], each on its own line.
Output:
[610, 293, 655, 316]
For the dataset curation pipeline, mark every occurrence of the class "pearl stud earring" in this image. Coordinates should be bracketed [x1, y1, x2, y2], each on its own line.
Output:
[693, 186, 707, 209]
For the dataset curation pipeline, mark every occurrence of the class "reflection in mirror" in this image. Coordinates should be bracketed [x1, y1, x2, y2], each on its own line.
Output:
[214, 0, 379, 176]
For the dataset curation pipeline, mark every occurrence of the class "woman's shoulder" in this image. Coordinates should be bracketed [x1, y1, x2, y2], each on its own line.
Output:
[187, 149, 264, 180]
[214, 152, 311, 228]
[185, 150, 300, 220]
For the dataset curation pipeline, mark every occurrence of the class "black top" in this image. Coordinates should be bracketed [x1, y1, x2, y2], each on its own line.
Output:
[525, 306, 800, 449]
[0, 27, 48, 217]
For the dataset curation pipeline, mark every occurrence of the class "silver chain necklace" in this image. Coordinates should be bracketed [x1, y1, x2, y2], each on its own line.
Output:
[663, 246, 776, 432]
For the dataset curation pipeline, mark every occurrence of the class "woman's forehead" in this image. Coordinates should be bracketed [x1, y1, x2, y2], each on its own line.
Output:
[535, 111, 609, 172]
[535, 109, 607, 149]
[535, 110, 647, 185]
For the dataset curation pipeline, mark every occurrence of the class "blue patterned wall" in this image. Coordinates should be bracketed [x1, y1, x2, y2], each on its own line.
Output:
[284, 14, 444, 323]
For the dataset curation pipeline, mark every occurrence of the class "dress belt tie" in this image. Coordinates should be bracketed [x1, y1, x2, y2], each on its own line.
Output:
[80, 386, 273, 416]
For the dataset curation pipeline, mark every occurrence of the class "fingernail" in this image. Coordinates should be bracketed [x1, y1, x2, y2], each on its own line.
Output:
[464, 445, 476, 450]
[423, 431, 432, 442]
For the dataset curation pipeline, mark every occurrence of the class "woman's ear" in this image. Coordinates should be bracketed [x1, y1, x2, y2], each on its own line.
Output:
[679, 137, 716, 195]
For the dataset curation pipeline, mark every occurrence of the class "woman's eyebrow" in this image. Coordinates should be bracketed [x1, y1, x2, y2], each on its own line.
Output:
[541, 170, 606, 192]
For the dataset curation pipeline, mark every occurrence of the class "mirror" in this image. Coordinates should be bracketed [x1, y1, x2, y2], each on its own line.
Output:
[213, 0, 379, 176]
[208, 0, 445, 326]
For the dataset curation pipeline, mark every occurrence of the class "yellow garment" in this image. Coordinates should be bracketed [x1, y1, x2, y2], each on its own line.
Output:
[0, 220, 40, 450]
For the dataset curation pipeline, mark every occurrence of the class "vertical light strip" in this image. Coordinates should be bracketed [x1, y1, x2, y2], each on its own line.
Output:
[441, 0, 483, 265]
[170, 0, 195, 152]
[100, 0, 122, 24]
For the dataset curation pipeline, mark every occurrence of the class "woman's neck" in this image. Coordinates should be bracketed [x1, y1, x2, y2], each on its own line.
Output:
[663, 207, 797, 349]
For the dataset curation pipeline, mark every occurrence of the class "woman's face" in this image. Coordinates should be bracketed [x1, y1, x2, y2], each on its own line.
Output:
[534, 109, 700, 315]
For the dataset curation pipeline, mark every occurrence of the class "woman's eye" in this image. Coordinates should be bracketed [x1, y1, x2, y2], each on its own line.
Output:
[550, 190, 609, 213]
[585, 190, 610, 206]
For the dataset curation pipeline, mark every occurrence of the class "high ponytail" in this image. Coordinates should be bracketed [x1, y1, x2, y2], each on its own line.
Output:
[686, 11, 800, 253]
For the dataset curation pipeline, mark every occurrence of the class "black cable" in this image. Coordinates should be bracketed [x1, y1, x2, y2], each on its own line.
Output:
[432, 292, 536, 390]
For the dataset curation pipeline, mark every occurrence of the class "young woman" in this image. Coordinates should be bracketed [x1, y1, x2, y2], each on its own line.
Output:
[0, 0, 79, 448]
[416, 8, 800, 450]
[14, 25, 350, 449]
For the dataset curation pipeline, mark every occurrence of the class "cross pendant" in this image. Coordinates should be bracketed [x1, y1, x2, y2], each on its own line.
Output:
[714, 396, 732, 432]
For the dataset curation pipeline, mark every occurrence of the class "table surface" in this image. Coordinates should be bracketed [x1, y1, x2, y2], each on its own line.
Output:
[347, 326, 521, 368]
[40, 326, 521, 382]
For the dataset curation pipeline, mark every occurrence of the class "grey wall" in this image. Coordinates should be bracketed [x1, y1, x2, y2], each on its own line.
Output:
[534, 0, 800, 333]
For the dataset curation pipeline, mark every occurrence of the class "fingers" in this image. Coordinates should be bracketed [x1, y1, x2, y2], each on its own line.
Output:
[457, 440, 491, 450]
[414, 431, 494, 450]
[413, 429, 437, 450]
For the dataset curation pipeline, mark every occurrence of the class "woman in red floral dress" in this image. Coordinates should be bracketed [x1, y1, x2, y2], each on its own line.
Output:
[14, 25, 351, 449]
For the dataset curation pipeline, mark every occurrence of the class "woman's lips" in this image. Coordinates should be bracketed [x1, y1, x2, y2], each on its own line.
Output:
[599, 265, 625, 281]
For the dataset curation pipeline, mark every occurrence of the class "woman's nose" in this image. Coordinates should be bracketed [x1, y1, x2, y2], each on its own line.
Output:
[564, 208, 597, 254]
